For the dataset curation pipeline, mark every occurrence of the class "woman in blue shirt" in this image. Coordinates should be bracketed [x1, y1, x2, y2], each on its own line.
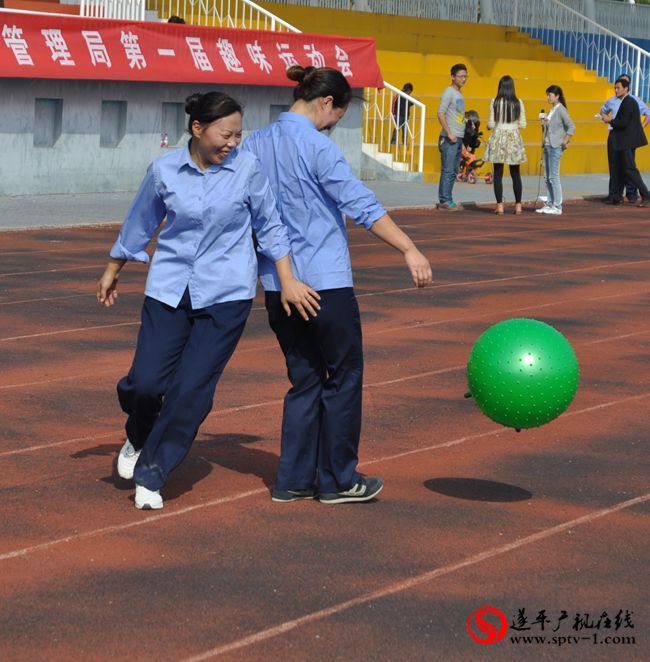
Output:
[97, 92, 319, 510]
[243, 66, 432, 504]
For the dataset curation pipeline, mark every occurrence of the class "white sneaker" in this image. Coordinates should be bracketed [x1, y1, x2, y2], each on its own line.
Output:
[117, 439, 141, 480]
[545, 207, 562, 215]
[535, 205, 552, 214]
[135, 485, 163, 510]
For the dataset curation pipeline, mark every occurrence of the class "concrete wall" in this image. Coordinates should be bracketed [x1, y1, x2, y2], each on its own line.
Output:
[0, 79, 363, 196]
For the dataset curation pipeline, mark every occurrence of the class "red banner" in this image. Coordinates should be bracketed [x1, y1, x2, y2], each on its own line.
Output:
[0, 10, 384, 87]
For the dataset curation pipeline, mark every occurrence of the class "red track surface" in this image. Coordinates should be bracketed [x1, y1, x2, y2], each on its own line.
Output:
[1, 202, 648, 660]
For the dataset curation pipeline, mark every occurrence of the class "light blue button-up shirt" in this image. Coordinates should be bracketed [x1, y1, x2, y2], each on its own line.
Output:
[110, 145, 290, 308]
[242, 112, 386, 291]
[600, 94, 649, 131]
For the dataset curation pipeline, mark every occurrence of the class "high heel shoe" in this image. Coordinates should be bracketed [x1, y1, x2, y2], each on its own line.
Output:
[494, 204, 504, 215]
[514, 203, 522, 215]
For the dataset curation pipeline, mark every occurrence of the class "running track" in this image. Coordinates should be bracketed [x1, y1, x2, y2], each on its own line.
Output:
[0, 202, 648, 660]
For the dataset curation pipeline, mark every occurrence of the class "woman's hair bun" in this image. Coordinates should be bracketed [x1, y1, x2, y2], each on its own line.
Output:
[286, 65, 317, 84]
[185, 93, 203, 115]
[286, 65, 306, 82]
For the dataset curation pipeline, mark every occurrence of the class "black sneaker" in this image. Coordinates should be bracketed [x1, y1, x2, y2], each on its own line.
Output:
[318, 477, 384, 504]
[271, 487, 316, 503]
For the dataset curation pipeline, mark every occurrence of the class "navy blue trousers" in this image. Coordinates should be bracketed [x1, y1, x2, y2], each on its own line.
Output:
[265, 287, 363, 494]
[117, 289, 252, 491]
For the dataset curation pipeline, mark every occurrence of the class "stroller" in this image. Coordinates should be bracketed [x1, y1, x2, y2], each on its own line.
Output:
[456, 110, 492, 184]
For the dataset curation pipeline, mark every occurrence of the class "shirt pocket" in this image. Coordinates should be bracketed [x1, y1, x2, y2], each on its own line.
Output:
[161, 182, 202, 230]
[204, 175, 248, 234]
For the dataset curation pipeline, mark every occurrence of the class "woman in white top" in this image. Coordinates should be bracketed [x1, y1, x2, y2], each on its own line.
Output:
[537, 85, 575, 215]
[484, 75, 527, 215]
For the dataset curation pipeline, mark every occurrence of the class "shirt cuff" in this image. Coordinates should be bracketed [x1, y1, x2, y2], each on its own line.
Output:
[359, 204, 387, 230]
[109, 239, 150, 263]
[266, 246, 291, 263]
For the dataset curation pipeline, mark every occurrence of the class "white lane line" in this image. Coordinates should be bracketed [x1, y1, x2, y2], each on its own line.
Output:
[3, 287, 649, 390]
[183, 493, 650, 660]
[2, 260, 649, 343]
[0, 293, 97, 307]
[0, 369, 118, 391]
[368, 287, 650, 337]
[0, 489, 265, 561]
[363, 392, 650, 467]
[0, 265, 98, 278]
[0, 321, 138, 343]
[0, 246, 104, 258]
[584, 330, 650, 346]
[349, 215, 650, 248]
[0, 340, 278, 390]
[3, 361, 650, 458]
[1, 392, 649, 561]
[2, 215, 644, 257]
[357, 258, 650, 298]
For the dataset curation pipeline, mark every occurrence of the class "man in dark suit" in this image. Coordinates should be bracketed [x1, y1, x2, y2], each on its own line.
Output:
[390, 82, 414, 146]
[601, 77, 649, 207]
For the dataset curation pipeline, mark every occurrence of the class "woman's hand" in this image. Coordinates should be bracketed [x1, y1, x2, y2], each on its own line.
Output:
[404, 246, 433, 288]
[97, 259, 126, 307]
[281, 278, 321, 320]
[561, 137, 570, 150]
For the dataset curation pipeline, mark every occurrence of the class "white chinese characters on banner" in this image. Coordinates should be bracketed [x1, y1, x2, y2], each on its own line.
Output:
[276, 43, 299, 69]
[216, 38, 244, 74]
[41, 29, 75, 66]
[334, 45, 353, 78]
[120, 31, 146, 70]
[186, 37, 214, 72]
[246, 40, 272, 74]
[0, 16, 381, 86]
[2, 25, 34, 66]
[303, 43, 325, 68]
[82, 31, 112, 68]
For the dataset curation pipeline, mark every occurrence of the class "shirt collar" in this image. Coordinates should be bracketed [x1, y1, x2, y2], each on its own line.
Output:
[277, 112, 317, 131]
[179, 141, 238, 173]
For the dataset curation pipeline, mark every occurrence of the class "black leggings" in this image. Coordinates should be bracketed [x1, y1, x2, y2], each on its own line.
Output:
[493, 163, 522, 203]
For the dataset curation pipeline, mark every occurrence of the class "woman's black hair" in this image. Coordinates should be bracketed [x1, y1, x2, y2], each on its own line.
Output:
[185, 92, 242, 134]
[546, 84, 568, 109]
[286, 65, 352, 108]
[493, 75, 521, 123]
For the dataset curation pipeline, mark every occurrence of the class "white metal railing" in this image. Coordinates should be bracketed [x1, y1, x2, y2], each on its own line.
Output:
[364, 83, 425, 174]
[80, 0, 145, 20]
[150, 0, 298, 30]
[147, 0, 425, 173]
[251, 0, 480, 22]
[592, 0, 650, 40]
[492, 0, 650, 98]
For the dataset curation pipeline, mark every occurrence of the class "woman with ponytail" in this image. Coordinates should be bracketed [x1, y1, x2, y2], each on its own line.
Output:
[537, 85, 575, 215]
[243, 66, 432, 505]
[97, 91, 319, 510]
[484, 75, 527, 215]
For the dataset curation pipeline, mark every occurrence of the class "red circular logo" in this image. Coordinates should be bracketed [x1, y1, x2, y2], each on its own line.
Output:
[467, 606, 508, 645]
